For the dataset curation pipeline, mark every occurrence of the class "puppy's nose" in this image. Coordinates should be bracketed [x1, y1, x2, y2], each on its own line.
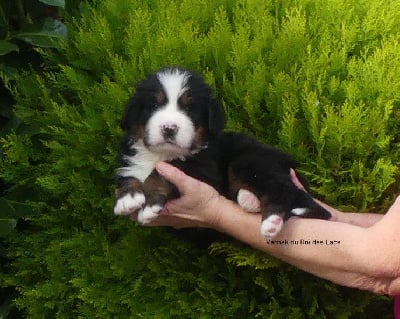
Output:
[161, 124, 179, 139]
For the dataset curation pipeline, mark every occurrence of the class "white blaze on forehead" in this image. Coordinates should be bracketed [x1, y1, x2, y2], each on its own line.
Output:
[157, 69, 190, 107]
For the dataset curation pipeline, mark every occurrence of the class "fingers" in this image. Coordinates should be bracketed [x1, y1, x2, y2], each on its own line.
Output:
[155, 161, 200, 195]
[128, 211, 197, 229]
[290, 168, 306, 191]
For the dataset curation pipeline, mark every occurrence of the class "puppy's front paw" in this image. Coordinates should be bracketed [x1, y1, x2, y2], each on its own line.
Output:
[137, 204, 163, 225]
[260, 214, 283, 239]
[237, 189, 260, 213]
[114, 192, 145, 215]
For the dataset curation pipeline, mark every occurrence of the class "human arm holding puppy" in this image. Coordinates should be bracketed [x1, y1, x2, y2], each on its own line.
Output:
[131, 161, 400, 296]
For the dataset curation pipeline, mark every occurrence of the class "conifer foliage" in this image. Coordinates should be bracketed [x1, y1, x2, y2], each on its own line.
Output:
[1, 0, 399, 317]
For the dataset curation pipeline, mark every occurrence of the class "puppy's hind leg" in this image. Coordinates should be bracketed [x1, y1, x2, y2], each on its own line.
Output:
[237, 189, 261, 213]
[259, 200, 287, 239]
[236, 189, 286, 238]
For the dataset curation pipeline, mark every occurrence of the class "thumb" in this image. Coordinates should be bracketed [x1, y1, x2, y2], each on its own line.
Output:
[155, 161, 195, 195]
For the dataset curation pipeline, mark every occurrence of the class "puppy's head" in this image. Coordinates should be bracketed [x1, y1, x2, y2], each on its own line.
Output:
[121, 67, 225, 158]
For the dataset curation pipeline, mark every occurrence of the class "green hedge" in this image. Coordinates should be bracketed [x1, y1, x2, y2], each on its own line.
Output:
[1, 0, 399, 317]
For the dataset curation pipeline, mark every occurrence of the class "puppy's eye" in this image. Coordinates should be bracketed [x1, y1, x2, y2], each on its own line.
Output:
[155, 91, 166, 106]
[179, 92, 192, 107]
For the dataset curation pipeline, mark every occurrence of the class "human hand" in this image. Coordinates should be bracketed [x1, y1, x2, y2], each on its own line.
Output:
[129, 162, 227, 229]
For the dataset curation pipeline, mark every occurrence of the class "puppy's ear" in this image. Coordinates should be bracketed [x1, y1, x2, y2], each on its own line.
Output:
[208, 99, 226, 136]
[120, 95, 140, 131]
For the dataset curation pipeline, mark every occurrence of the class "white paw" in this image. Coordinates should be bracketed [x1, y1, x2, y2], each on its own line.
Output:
[237, 189, 260, 213]
[114, 192, 145, 215]
[260, 214, 283, 238]
[137, 204, 163, 225]
[291, 207, 309, 216]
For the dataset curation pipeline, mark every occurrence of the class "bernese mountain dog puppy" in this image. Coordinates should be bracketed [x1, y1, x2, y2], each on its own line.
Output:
[114, 67, 331, 238]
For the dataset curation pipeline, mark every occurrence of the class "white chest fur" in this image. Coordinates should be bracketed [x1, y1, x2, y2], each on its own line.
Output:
[117, 139, 167, 182]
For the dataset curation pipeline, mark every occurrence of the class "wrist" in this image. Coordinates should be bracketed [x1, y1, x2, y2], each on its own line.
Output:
[203, 195, 234, 229]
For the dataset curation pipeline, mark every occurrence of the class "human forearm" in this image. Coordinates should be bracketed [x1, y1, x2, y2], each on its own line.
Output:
[337, 212, 383, 227]
[314, 200, 383, 227]
[213, 201, 367, 272]
[212, 200, 399, 294]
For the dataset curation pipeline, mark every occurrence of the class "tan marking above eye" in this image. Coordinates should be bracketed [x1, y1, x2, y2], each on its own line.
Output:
[179, 91, 193, 106]
[155, 90, 166, 106]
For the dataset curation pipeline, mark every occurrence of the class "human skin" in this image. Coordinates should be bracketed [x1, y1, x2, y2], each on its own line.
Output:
[129, 161, 400, 295]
